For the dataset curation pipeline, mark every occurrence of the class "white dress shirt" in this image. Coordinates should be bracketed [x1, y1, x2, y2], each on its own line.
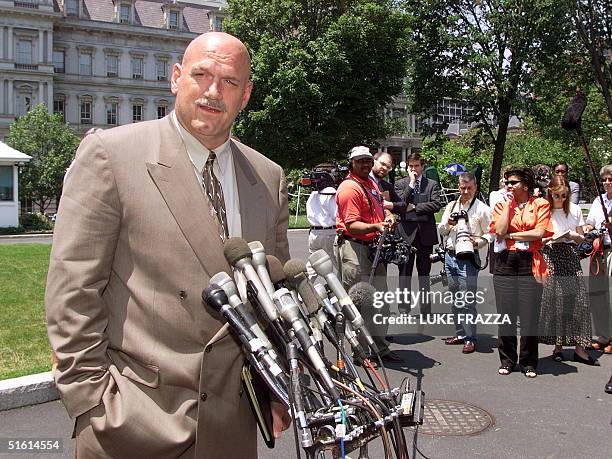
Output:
[172, 112, 241, 237]
[438, 198, 492, 250]
[306, 187, 337, 227]
[586, 193, 612, 245]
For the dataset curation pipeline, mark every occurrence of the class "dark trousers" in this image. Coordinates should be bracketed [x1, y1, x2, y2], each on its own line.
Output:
[493, 251, 542, 368]
[398, 235, 433, 314]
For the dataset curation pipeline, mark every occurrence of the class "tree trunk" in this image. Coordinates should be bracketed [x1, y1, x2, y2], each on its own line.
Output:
[489, 111, 511, 193]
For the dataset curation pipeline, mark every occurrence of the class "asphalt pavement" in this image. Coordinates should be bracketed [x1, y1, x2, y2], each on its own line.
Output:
[0, 229, 611, 458]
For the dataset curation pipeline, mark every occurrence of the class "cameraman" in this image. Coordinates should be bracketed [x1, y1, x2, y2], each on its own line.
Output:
[438, 172, 492, 354]
[335, 146, 401, 363]
[305, 170, 338, 280]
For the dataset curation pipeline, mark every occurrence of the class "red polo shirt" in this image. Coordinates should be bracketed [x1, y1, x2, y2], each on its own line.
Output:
[336, 173, 385, 242]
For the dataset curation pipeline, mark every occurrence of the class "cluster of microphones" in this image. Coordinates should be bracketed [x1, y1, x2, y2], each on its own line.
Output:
[202, 237, 423, 458]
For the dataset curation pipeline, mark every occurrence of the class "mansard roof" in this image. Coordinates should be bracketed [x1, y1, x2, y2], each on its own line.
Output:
[72, 0, 212, 34]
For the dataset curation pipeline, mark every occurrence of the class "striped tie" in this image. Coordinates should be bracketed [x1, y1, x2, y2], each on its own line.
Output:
[203, 151, 229, 241]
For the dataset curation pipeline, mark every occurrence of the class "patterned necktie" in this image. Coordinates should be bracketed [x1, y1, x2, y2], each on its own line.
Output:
[202, 151, 229, 241]
[414, 177, 420, 195]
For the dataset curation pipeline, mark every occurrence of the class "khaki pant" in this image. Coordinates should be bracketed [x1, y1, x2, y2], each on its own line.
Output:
[336, 237, 390, 354]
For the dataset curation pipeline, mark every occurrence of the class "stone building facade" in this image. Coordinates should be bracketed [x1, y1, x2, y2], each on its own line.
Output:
[0, 0, 228, 138]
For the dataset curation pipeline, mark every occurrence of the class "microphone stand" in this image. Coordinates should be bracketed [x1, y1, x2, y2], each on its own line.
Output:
[574, 126, 610, 224]
[369, 226, 390, 284]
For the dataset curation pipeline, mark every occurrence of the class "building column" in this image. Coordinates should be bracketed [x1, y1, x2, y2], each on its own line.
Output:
[47, 31, 53, 63]
[7, 27, 13, 60]
[38, 30, 44, 63]
[38, 81, 44, 106]
[47, 80, 53, 113]
[401, 147, 407, 163]
[382, 146, 387, 153]
[0, 27, 4, 61]
[8, 80, 14, 114]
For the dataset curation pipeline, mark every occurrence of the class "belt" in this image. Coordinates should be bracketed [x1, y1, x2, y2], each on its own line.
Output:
[342, 235, 372, 246]
[310, 225, 336, 230]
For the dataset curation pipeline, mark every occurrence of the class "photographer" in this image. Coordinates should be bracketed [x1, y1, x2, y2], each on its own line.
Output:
[584, 165, 612, 357]
[533, 164, 552, 198]
[305, 167, 339, 279]
[335, 146, 401, 363]
[583, 165, 612, 394]
[438, 173, 492, 354]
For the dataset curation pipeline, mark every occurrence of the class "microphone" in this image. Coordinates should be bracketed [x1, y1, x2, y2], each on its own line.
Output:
[267, 254, 289, 291]
[224, 238, 280, 322]
[248, 241, 276, 296]
[313, 282, 369, 362]
[202, 285, 289, 405]
[273, 288, 341, 400]
[561, 92, 587, 131]
[285, 259, 338, 346]
[210, 271, 277, 355]
[309, 250, 377, 352]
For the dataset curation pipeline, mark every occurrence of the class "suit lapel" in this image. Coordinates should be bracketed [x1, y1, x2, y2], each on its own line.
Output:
[146, 115, 231, 278]
[231, 142, 265, 244]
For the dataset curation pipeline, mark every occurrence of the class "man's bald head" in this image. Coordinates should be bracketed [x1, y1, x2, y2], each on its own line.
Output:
[182, 32, 252, 80]
[171, 32, 253, 149]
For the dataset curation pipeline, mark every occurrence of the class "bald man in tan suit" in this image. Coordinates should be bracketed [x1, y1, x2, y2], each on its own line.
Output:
[45, 33, 290, 458]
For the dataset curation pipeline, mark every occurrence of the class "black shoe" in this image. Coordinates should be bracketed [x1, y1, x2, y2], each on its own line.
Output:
[573, 352, 600, 366]
[380, 350, 403, 363]
[605, 375, 612, 394]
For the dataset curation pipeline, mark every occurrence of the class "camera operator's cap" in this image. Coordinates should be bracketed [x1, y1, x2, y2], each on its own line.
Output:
[348, 146, 373, 161]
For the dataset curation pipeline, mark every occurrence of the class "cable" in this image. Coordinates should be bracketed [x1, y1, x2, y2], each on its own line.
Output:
[333, 380, 393, 459]
[287, 373, 303, 459]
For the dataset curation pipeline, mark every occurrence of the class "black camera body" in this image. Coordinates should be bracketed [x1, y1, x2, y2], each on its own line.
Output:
[450, 210, 469, 222]
[578, 228, 608, 258]
[299, 162, 347, 192]
[429, 246, 446, 264]
[431, 269, 448, 287]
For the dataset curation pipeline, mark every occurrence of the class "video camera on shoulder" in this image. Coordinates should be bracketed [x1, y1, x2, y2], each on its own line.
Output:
[299, 162, 347, 192]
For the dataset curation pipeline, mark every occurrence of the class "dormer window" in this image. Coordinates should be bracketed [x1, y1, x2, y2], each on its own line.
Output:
[120, 4, 131, 24]
[65, 0, 78, 16]
[169, 10, 179, 30]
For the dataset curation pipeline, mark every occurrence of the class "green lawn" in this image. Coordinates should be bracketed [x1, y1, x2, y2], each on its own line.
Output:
[0, 244, 52, 380]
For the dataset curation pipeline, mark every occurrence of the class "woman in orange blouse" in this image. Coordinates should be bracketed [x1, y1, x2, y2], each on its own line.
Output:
[491, 167, 551, 378]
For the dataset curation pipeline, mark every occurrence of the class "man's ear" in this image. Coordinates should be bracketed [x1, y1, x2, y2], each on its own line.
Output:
[170, 63, 182, 95]
[240, 81, 253, 111]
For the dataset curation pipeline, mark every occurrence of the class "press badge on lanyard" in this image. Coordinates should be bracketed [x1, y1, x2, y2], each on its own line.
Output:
[514, 241, 530, 251]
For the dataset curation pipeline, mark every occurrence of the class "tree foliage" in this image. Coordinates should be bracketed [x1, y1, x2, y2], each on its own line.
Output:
[403, 0, 566, 191]
[5, 104, 80, 213]
[225, 0, 411, 168]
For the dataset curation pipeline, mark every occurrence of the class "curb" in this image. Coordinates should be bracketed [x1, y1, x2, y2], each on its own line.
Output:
[0, 372, 59, 411]
[0, 233, 53, 240]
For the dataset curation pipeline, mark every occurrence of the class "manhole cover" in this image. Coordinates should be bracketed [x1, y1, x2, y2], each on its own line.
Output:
[416, 399, 494, 436]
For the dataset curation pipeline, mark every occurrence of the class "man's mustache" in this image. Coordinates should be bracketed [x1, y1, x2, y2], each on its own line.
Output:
[196, 98, 226, 112]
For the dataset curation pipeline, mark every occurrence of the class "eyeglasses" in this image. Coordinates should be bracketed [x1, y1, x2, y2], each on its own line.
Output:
[504, 180, 522, 186]
[602, 177, 612, 183]
[554, 169, 567, 174]
[552, 193, 567, 199]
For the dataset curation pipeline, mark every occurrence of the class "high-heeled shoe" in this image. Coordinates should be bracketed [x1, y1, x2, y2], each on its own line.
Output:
[573, 353, 600, 366]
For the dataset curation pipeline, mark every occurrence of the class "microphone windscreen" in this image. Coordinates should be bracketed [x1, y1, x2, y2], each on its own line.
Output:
[283, 259, 308, 287]
[223, 237, 252, 266]
[266, 255, 286, 284]
[348, 282, 376, 311]
[561, 92, 587, 131]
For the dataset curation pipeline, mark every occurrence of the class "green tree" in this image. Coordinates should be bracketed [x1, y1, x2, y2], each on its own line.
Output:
[225, 0, 411, 168]
[404, 0, 566, 192]
[570, 0, 612, 121]
[5, 104, 80, 214]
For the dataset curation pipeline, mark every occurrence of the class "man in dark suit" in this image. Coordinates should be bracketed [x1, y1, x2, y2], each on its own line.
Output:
[395, 152, 442, 314]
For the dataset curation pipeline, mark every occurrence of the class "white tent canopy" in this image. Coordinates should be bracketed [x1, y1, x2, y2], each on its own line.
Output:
[0, 141, 32, 163]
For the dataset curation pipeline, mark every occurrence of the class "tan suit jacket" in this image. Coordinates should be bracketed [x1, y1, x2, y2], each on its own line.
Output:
[45, 114, 290, 458]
